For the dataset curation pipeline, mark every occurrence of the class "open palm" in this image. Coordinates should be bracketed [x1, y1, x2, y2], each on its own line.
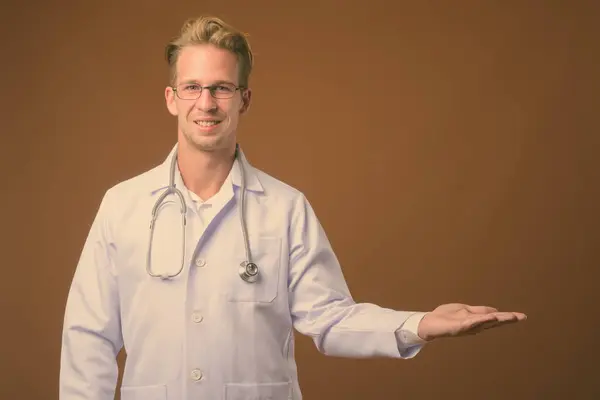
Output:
[417, 303, 527, 341]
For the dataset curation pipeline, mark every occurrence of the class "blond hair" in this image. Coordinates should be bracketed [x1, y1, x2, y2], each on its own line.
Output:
[165, 16, 254, 87]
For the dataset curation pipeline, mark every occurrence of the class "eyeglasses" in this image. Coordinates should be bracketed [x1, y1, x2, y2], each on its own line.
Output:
[172, 82, 245, 100]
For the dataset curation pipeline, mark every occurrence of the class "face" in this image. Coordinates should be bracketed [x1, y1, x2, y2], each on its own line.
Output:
[165, 44, 251, 153]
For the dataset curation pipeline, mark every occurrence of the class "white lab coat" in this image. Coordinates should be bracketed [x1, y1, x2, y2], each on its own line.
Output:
[60, 145, 425, 400]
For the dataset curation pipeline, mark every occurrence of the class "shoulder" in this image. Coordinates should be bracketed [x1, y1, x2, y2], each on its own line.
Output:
[97, 162, 165, 218]
[250, 164, 310, 207]
[248, 165, 322, 231]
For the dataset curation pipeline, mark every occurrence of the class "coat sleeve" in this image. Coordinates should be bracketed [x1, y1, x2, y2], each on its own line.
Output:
[59, 190, 123, 399]
[287, 193, 425, 359]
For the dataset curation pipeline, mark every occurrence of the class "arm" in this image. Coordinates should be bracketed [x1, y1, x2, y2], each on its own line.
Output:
[59, 191, 123, 399]
[288, 193, 427, 359]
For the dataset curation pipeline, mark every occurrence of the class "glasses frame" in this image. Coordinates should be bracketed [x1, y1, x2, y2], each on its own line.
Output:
[172, 82, 246, 100]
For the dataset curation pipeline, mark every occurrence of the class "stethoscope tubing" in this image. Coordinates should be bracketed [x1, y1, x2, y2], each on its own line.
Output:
[145, 144, 258, 283]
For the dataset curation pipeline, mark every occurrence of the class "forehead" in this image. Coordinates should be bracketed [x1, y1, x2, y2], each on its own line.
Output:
[176, 44, 239, 84]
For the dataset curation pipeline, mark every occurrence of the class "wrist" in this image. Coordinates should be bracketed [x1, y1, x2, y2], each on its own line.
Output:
[417, 312, 434, 341]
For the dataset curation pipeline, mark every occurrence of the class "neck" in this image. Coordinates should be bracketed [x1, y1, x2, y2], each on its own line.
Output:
[176, 141, 236, 201]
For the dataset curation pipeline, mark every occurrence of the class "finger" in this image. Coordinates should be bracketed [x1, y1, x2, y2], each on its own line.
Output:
[513, 312, 527, 321]
[493, 312, 527, 322]
[463, 312, 526, 336]
[464, 314, 497, 330]
[479, 320, 503, 330]
[478, 315, 525, 331]
[466, 305, 499, 314]
[463, 319, 499, 335]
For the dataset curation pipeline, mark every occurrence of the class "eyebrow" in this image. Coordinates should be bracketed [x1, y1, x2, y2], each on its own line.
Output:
[179, 79, 237, 86]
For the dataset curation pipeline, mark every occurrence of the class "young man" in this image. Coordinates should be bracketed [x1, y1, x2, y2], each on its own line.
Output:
[59, 15, 526, 400]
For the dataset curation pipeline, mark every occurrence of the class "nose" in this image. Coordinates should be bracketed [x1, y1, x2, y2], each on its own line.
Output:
[194, 88, 217, 112]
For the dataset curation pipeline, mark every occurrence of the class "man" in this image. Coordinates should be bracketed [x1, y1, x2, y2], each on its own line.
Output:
[59, 15, 526, 400]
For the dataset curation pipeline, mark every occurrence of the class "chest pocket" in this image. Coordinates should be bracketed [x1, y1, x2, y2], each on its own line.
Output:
[222, 235, 282, 303]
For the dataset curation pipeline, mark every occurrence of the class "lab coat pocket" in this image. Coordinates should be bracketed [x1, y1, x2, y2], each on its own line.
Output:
[225, 236, 282, 303]
[120, 384, 167, 400]
[224, 381, 292, 400]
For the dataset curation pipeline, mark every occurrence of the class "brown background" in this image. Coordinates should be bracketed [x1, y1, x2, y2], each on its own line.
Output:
[1, 0, 598, 399]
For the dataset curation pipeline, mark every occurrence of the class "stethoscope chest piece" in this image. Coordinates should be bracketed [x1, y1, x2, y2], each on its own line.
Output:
[239, 261, 259, 283]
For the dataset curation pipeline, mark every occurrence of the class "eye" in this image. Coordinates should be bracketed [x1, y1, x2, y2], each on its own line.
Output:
[214, 85, 234, 92]
[184, 84, 201, 91]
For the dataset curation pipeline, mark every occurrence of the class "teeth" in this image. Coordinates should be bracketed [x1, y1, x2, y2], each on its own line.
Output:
[196, 120, 219, 127]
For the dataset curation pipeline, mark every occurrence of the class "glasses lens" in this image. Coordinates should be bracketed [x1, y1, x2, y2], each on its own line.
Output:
[211, 84, 237, 99]
[176, 83, 238, 99]
[177, 83, 201, 99]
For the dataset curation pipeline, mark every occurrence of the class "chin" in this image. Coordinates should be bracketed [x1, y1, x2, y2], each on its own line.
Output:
[189, 135, 231, 152]
[180, 124, 235, 151]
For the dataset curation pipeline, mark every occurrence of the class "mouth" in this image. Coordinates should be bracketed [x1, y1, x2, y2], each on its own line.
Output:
[194, 119, 222, 128]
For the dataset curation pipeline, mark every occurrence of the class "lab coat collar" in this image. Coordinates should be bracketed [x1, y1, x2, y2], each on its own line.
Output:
[149, 143, 264, 196]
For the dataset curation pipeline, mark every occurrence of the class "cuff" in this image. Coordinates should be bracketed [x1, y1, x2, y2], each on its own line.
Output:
[396, 312, 429, 346]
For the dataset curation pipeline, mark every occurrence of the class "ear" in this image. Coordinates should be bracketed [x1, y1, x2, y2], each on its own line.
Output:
[239, 88, 252, 115]
[165, 86, 178, 116]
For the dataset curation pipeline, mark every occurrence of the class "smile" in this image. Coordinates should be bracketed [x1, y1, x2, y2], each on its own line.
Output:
[194, 120, 222, 127]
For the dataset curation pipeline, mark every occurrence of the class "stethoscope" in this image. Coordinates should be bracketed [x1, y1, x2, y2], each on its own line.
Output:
[146, 144, 259, 283]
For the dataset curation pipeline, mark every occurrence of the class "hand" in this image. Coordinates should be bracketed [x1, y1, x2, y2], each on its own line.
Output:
[417, 303, 527, 342]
